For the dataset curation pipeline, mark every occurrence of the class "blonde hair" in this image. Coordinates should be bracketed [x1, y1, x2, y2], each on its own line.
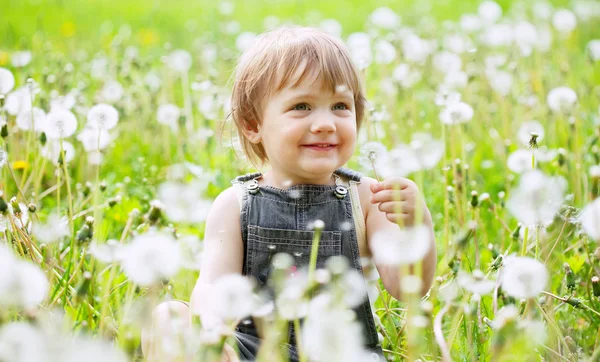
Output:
[230, 26, 367, 166]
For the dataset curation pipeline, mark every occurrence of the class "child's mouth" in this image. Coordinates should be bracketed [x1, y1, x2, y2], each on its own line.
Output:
[302, 144, 337, 151]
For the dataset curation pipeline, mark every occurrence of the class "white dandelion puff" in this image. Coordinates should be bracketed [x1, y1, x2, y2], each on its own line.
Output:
[369, 7, 400, 29]
[207, 274, 256, 324]
[44, 108, 78, 139]
[76, 127, 112, 152]
[517, 121, 544, 146]
[500, 256, 548, 299]
[457, 270, 496, 295]
[157, 181, 212, 224]
[552, 9, 577, 35]
[100, 80, 124, 103]
[0, 67, 15, 94]
[118, 232, 182, 286]
[236, 32, 258, 52]
[86, 103, 119, 130]
[547, 86, 577, 113]
[32, 213, 70, 244]
[41, 140, 75, 165]
[478, 1, 503, 24]
[439, 101, 474, 125]
[373, 39, 396, 65]
[371, 225, 431, 266]
[581, 198, 600, 241]
[588, 40, 600, 61]
[506, 170, 566, 227]
[15, 107, 46, 132]
[157, 104, 180, 130]
[11, 51, 32, 68]
[167, 49, 192, 73]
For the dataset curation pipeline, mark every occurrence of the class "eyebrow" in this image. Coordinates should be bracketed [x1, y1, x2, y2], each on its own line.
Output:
[286, 91, 354, 102]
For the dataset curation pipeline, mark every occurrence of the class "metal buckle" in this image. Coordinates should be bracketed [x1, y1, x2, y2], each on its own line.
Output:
[334, 185, 347, 199]
[246, 179, 260, 194]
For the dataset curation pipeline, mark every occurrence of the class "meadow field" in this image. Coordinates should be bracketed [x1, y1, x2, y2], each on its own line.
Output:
[1, 0, 600, 360]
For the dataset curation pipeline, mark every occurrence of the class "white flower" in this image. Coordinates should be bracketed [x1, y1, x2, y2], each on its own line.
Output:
[369, 7, 400, 29]
[206, 274, 256, 324]
[167, 49, 192, 73]
[491, 305, 519, 329]
[302, 294, 372, 362]
[119, 232, 182, 286]
[444, 34, 471, 54]
[402, 34, 433, 63]
[433, 51, 462, 74]
[61, 338, 128, 362]
[552, 9, 577, 34]
[15, 107, 46, 132]
[506, 170, 566, 226]
[100, 80, 124, 103]
[0, 67, 15, 94]
[32, 213, 70, 244]
[156, 104, 180, 130]
[478, 1, 503, 23]
[11, 51, 32, 67]
[44, 108, 78, 139]
[500, 256, 548, 299]
[376, 136, 443, 178]
[513, 22, 538, 56]
[88, 239, 122, 263]
[86, 103, 119, 130]
[443, 71, 468, 89]
[547, 86, 577, 113]
[235, 32, 257, 52]
[392, 64, 421, 88]
[198, 94, 221, 120]
[507, 149, 536, 173]
[460, 14, 482, 32]
[487, 70, 512, 96]
[157, 181, 212, 224]
[320, 19, 342, 37]
[50, 90, 77, 111]
[480, 23, 513, 47]
[277, 272, 310, 320]
[588, 40, 600, 61]
[90, 57, 108, 80]
[0, 246, 49, 310]
[517, 121, 544, 146]
[145, 72, 162, 92]
[358, 141, 388, 171]
[41, 140, 75, 165]
[347, 32, 372, 70]
[457, 270, 496, 295]
[439, 101, 474, 124]
[0, 322, 48, 362]
[76, 127, 112, 152]
[581, 198, 600, 241]
[373, 39, 396, 64]
[438, 280, 460, 302]
[5, 87, 32, 116]
[0, 202, 29, 233]
[331, 269, 368, 308]
[178, 235, 204, 270]
[371, 225, 431, 266]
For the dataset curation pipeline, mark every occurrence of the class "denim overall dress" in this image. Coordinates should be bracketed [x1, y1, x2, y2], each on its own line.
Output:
[231, 168, 385, 361]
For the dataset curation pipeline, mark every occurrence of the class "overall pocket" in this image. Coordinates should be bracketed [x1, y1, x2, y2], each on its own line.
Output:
[246, 225, 342, 287]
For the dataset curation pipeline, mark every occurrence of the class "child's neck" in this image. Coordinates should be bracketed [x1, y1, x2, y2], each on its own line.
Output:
[261, 169, 336, 189]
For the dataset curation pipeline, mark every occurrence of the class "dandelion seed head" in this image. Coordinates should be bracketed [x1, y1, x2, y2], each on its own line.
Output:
[87, 103, 119, 130]
[581, 198, 600, 241]
[500, 256, 548, 299]
[547, 86, 577, 113]
[552, 9, 577, 34]
[0, 68, 15, 94]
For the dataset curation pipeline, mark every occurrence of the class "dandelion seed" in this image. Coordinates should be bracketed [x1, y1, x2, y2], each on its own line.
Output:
[547, 86, 577, 113]
[87, 103, 119, 130]
[157, 104, 180, 130]
[207, 274, 256, 324]
[478, 1, 503, 23]
[506, 170, 566, 226]
[588, 40, 600, 61]
[581, 198, 600, 241]
[235, 32, 258, 52]
[371, 225, 431, 266]
[44, 108, 78, 139]
[369, 7, 400, 29]
[118, 231, 182, 286]
[500, 255, 548, 299]
[0, 68, 15, 94]
[32, 213, 69, 244]
[457, 270, 496, 295]
[552, 9, 577, 34]
[439, 101, 474, 125]
[319, 19, 343, 37]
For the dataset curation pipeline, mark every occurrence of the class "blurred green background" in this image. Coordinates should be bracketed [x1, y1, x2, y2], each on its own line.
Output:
[1, 0, 575, 50]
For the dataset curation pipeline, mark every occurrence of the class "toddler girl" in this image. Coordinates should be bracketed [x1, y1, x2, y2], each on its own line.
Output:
[144, 25, 436, 362]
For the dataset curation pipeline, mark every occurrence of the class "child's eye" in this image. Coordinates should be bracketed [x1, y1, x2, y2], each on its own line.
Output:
[332, 103, 350, 111]
[292, 103, 310, 111]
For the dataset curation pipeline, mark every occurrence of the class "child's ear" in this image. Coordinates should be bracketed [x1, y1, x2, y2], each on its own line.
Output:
[241, 121, 262, 144]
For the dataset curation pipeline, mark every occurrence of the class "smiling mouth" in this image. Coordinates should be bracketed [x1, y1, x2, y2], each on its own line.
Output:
[302, 144, 337, 151]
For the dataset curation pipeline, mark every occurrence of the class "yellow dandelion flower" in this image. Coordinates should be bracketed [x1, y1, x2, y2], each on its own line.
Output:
[138, 29, 158, 46]
[0, 51, 8, 66]
[12, 160, 29, 170]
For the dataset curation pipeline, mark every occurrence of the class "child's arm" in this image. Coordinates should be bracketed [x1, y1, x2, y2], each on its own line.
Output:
[190, 186, 244, 327]
[361, 176, 437, 300]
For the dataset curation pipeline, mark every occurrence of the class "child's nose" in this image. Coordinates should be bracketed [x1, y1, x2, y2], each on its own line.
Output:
[310, 113, 336, 133]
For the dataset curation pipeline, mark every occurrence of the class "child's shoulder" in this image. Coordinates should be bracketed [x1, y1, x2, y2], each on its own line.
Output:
[355, 175, 378, 220]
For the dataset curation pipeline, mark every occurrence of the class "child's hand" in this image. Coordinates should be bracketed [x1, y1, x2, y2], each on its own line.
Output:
[369, 177, 430, 226]
[222, 343, 240, 362]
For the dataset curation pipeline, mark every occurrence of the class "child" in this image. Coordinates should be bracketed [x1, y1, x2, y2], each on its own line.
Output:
[144, 26, 436, 362]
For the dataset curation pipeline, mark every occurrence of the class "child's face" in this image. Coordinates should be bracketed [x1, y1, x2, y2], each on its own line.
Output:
[249, 68, 357, 184]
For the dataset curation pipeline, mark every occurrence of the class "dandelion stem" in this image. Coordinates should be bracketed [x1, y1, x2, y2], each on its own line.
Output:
[434, 303, 452, 362]
[307, 224, 322, 284]
[521, 226, 529, 256]
[294, 318, 307, 362]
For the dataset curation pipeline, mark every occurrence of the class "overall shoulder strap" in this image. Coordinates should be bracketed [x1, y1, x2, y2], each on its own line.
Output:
[231, 172, 263, 209]
[334, 169, 366, 248]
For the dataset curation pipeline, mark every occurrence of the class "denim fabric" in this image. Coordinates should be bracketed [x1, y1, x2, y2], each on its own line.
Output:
[232, 168, 384, 361]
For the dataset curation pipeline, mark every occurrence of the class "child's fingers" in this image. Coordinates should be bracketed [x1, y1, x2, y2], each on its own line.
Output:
[370, 190, 405, 204]
[374, 177, 415, 191]
[377, 201, 412, 214]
